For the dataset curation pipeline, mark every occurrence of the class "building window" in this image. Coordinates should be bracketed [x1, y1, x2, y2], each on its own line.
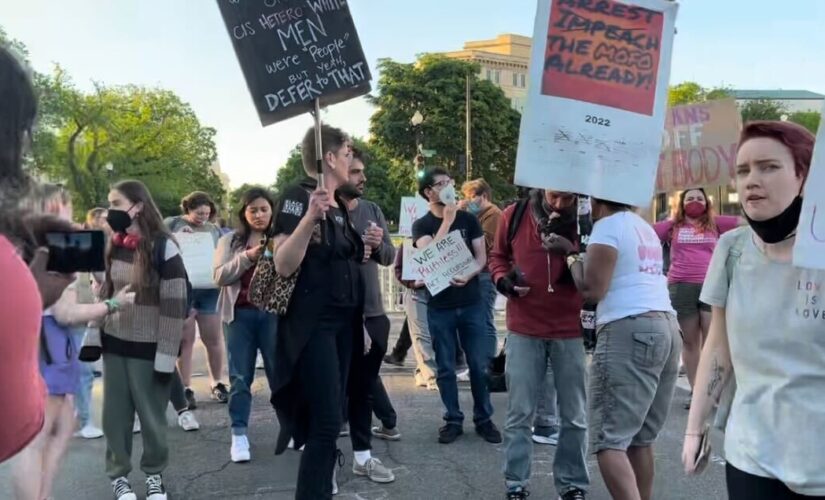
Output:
[493, 70, 500, 84]
[512, 72, 518, 87]
[520, 73, 526, 88]
[486, 69, 492, 81]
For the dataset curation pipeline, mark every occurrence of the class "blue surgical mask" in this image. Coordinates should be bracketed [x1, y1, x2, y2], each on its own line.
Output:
[467, 201, 482, 214]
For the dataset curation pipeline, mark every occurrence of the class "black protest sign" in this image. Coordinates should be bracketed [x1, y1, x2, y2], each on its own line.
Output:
[217, 0, 372, 126]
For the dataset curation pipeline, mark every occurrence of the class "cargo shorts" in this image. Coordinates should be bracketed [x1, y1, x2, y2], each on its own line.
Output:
[588, 311, 682, 453]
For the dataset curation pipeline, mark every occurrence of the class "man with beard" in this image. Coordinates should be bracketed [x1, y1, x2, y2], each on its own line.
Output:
[412, 167, 501, 445]
[490, 189, 590, 500]
[336, 147, 398, 484]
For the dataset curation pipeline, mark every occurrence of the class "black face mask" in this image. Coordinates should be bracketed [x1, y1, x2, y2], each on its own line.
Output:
[106, 208, 133, 234]
[744, 195, 803, 244]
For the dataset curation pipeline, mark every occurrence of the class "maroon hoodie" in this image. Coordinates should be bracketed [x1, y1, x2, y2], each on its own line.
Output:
[489, 202, 582, 339]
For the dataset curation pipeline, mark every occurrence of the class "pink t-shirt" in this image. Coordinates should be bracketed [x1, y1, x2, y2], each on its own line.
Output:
[654, 216, 739, 284]
[0, 235, 46, 462]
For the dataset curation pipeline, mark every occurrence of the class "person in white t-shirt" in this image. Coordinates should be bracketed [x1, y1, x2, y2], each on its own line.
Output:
[683, 121, 825, 499]
[568, 198, 681, 500]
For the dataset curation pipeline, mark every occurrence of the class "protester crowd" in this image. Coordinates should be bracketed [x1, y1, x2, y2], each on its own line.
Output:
[1, 42, 824, 500]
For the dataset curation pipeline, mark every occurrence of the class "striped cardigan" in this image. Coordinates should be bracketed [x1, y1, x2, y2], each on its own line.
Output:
[84, 239, 188, 373]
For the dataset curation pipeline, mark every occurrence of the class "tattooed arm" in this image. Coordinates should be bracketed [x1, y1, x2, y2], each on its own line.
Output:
[682, 305, 733, 473]
[687, 306, 733, 433]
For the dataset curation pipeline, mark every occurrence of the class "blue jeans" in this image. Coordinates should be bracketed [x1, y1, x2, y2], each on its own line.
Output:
[427, 300, 494, 426]
[71, 327, 96, 427]
[504, 333, 589, 495]
[224, 308, 278, 435]
[479, 272, 499, 358]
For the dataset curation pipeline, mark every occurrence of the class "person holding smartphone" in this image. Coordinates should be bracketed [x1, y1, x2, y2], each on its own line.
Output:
[165, 191, 228, 408]
[80, 180, 188, 500]
[212, 187, 279, 463]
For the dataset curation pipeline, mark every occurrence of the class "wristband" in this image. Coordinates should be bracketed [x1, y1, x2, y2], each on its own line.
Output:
[104, 299, 120, 314]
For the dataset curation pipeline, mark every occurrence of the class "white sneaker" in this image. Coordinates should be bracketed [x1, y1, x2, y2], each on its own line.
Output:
[231, 434, 251, 463]
[111, 476, 137, 500]
[145, 474, 167, 500]
[75, 424, 104, 439]
[132, 418, 141, 434]
[457, 369, 470, 382]
[177, 411, 200, 431]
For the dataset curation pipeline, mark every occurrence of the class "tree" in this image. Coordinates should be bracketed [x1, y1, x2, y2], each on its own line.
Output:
[31, 69, 224, 217]
[368, 54, 521, 204]
[739, 99, 786, 123]
[789, 111, 821, 133]
[668, 81, 731, 106]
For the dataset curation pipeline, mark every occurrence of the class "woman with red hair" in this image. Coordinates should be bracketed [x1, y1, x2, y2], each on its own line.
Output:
[653, 188, 740, 407]
[683, 121, 825, 498]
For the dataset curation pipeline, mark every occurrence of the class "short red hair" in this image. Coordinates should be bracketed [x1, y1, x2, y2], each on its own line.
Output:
[738, 121, 815, 181]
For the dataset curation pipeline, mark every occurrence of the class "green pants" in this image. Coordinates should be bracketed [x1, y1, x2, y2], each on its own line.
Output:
[102, 353, 172, 479]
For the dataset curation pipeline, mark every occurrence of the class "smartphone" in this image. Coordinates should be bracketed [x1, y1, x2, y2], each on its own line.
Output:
[693, 428, 712, 474]
[45, 230, 106, 273]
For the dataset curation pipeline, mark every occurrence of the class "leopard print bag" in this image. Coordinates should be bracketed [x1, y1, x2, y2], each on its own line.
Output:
[247, 244, 299, 316]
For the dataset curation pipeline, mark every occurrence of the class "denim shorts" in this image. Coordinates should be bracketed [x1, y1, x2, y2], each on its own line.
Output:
[190, 288, 219, 315]
[668, 282, 711, 319]
[588, 312, 682, 453]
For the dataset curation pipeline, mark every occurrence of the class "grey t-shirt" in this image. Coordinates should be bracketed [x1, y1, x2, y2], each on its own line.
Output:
[348, 200, 395, 318]
[701, 227, 825, 496]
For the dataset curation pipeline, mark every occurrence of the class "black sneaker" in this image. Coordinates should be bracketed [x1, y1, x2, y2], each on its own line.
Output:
[184, 387, 197, 410]
[438, 424, 463, 444]
[382, 354, 404, 367]
[211, 382, 229, 403]
[507, 487, 530, 499]
[476, 421, 503, 444]
[559, 488, 586, 500]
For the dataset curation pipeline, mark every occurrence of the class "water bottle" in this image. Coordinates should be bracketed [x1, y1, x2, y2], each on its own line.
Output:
[577, 196, 597, 352]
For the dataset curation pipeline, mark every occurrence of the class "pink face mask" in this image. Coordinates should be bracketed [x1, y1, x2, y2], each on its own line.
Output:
[684, 201, 707, 218]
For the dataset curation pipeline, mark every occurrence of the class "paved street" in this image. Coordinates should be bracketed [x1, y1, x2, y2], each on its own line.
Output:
[8, 314, 727, 499]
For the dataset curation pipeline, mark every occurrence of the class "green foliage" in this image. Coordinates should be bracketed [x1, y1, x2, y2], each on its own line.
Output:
[368, 54, 521, 205]
[31, 68, 224, 218]
[668, 81, 731, 106]
[739, 99, 786, 123]
[788, 111, 821, 134]
[272, 147, 307, 195]
[2, 25, 224, 219]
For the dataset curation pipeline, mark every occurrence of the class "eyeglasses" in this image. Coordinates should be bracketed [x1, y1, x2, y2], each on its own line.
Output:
[432, 179, 454, 189]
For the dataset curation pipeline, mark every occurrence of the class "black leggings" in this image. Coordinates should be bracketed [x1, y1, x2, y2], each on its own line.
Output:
[727, 464, 825, 500]
[295, 308, 355, 500]
[349, 315, 394, 451]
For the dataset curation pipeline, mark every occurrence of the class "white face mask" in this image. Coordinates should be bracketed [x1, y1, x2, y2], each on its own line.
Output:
[439, 185, 457, 206]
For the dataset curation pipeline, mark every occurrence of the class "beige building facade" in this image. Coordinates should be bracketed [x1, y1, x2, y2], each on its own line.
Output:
[442, 34, 531, 112]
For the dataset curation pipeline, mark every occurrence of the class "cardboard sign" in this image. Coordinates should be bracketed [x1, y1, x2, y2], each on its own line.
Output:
[176, 232, 217, 289]
[794, 104, 825, 270]
[656, 98, 742, 193]
[515, 0, 678, 207]
[410, 231, 480, 296]
[401, 239, 420, 281]
[217, 0, 372, 126]
[398, 196, 430, 237]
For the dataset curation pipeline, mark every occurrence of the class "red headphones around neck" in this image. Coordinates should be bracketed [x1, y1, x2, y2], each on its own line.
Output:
[112, 232, 141, 250]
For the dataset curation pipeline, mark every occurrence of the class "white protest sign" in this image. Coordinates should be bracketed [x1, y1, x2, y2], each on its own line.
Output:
[794, 105, 825, 270]
[401, 240, 421, 281]
[410, 231, 481, 296]
[176, 232, 217, 289]
[398, 196, 430, 237]
[514, 0, 678, 207]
